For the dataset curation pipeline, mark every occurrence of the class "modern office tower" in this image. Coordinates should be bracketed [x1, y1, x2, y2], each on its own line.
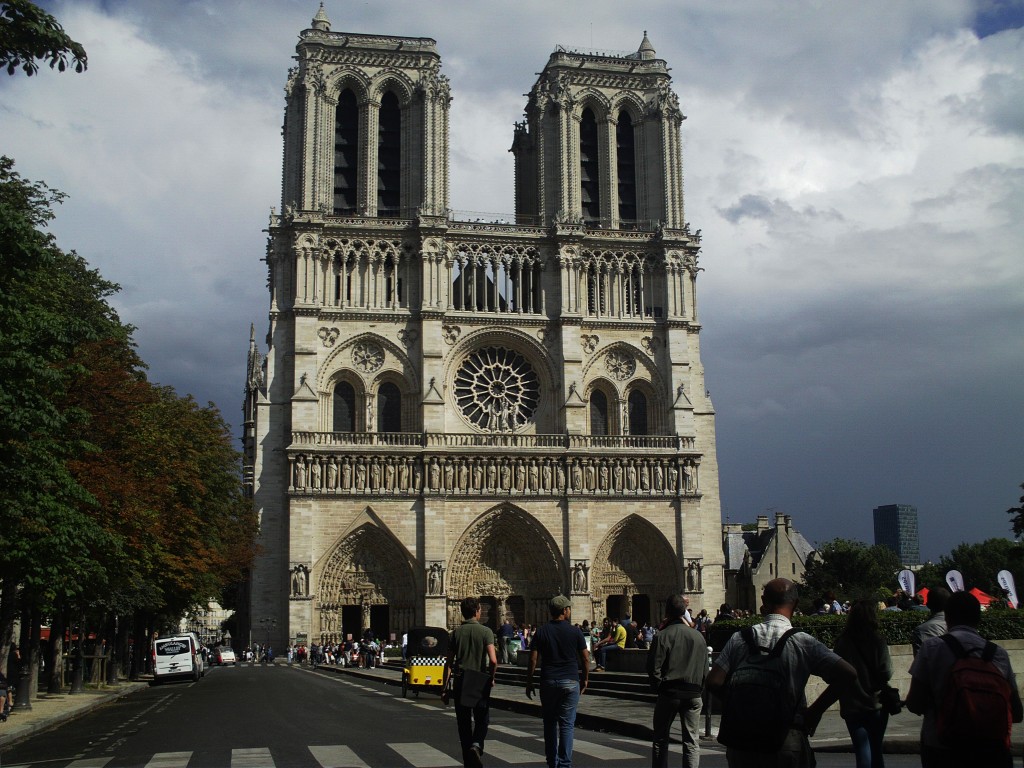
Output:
[873, 504, 921, 566]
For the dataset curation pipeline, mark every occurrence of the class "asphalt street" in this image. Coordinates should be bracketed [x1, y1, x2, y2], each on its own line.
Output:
[0, 663, 927, 767]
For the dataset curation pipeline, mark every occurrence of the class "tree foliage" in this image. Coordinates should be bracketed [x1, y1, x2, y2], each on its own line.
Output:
[1, 157, 256, 675]
[1007, 483, 1024, 538]
[937, 538, 1024, 598]
[799, 538, 900, 605]
[1, 0, 87, 76]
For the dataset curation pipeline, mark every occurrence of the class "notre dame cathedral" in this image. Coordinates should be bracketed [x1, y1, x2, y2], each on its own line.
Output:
[244, 6, 724, 649]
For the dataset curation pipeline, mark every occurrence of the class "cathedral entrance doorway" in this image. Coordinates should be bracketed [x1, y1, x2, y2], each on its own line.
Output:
[447, 505, 562, 629]
[341, 605, 361, 641]
[593, 515, 678, 627]
[317, 522, 417, 643]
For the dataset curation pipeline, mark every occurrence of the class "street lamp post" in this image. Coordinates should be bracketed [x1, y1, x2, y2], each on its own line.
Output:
[258, 618, 276, 663]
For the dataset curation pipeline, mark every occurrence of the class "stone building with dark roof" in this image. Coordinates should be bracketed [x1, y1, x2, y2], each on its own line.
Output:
[722, 512, 816, 613]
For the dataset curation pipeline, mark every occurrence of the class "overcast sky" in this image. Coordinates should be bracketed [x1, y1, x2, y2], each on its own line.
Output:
[3, 1, 1022, 561]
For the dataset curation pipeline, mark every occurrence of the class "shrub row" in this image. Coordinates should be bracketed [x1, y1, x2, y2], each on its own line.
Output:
[707, 608, 1024, 651]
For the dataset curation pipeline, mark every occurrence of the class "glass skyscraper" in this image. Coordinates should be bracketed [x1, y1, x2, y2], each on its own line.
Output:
[873, 504, 921, 566]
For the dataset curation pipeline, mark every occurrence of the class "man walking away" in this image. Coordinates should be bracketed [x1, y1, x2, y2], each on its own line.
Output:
[707, 578, 868, 767]
[907, 591, 1022, 768]
[444, 597, 498, 768]
[649, 594, 708, 768]
[526, 595, 589, 768]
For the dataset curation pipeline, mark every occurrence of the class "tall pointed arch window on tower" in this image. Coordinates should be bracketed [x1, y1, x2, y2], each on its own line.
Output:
[580, 108, 601, 222]
[628, 390, 648, 435]
[377, 382, 402, 432]
[616, 111, 637, 225]
[333, 381, 357, 432]
[590, 390, 609, 436]
[378, 91, 402, 216]
[334, 89, 359, 214]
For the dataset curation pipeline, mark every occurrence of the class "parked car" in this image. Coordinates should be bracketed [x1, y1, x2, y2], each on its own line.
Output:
[213, 647, 237, 665]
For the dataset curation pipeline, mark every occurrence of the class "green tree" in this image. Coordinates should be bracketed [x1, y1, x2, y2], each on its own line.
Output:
[800, 538, 901, 605]
[1, 0, 87, 76]
[1007, 483, 1024, 538]
[938, 538, 1024, 598]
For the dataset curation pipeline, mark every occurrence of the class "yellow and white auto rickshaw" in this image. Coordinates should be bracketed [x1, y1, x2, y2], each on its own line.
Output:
[401, 626, 449, 698]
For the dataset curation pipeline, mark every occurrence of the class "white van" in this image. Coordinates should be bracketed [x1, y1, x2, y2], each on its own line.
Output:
[152, 633, 205, 684]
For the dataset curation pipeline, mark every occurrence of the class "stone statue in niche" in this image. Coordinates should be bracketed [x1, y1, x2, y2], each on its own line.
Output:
[683, 461, 695, 492]
[427, 562, 445, 595]
[572, 561, 589, 593]
[326, 458, 338, 489]
[310, 458, 322, 489]
[291, 565, 308, 597]
[667, 463, 678, 493]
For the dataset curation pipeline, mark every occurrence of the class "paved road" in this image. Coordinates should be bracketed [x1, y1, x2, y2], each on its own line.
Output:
[0, 663, 922, 767]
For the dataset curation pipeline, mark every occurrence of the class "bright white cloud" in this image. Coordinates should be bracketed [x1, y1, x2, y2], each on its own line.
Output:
[2, 0, 1021, 560]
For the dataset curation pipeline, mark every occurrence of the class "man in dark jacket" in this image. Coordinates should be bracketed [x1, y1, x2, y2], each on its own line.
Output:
[648, 594, 708, 768]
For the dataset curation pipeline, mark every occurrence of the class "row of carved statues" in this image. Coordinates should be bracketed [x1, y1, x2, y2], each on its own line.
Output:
[289, 453, 700, 496]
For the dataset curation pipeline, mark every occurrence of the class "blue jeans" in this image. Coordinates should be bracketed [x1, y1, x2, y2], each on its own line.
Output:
[540, 679, 580, 768]
[843, 709, 888, 768]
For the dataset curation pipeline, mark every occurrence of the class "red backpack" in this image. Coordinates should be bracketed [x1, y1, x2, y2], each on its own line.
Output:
[936, 634, 1013, 749]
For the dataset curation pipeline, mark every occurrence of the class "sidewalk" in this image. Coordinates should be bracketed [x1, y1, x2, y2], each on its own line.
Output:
[0, 681, 149, 750]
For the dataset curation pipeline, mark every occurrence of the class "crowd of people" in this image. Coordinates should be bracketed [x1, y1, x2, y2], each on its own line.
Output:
[434, 580, 1021, 768]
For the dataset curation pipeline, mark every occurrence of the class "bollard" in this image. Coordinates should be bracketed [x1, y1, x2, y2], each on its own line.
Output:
[704, 646, 713, 737]
[13, 662, 32, 710]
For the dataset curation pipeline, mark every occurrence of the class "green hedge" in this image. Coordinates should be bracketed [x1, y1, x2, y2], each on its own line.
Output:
[707, 609, 1024, 651]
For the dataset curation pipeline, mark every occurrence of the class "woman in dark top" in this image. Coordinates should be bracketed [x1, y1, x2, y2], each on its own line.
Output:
[834, 599, 893, 768]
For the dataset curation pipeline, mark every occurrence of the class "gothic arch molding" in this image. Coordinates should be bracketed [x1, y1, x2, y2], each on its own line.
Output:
[581, 340, 665, 396]
[314, 514, 418, 636]
[591, 514, 678, 610]
[370, 70, 415, 105]
[446, 504, 563, 626]
[573, 90, 612, 121]
[327, 70, 371, 103]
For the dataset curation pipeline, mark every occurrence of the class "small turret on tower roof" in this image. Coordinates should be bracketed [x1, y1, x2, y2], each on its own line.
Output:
[638, 31, 655, 60]
[311, 2, 330, 32]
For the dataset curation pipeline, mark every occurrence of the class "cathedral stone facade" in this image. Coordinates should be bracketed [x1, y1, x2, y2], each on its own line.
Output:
[244, 7, 724, 650]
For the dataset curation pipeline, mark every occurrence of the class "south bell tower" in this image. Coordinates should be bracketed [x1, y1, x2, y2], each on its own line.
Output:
[247, 8, 723, 652]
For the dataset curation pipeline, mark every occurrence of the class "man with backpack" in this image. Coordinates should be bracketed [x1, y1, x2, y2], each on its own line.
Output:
[707, 578, 867, 767]
[906, 591, 1022, 767]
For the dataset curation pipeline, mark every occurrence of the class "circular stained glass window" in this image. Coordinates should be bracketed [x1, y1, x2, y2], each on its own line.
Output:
[454, 346, 540, 432]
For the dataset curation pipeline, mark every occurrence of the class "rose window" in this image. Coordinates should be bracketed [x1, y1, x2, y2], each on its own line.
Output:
[352, 341, 384, 373]
[454, 346, 540, 432]
[605, 349, 636, 381]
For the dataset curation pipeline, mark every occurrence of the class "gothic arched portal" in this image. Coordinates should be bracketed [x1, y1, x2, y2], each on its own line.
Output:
[317, 523, 417, 642]
[591, 514, 678, 626]
[446, 505, 563, 629]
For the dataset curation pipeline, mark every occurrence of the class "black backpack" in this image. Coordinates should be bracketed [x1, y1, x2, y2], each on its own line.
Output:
[717, 627, 802, 752]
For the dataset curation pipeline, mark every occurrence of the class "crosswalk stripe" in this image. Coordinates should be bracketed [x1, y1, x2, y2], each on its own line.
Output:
[231, 747, 275, 767]
[144, 752, 193, 768]
[483, 739, 545, 764]
[308, 744, 370, 768]
[387, 742, 461, 767]
[570, 737, 641, 760]
[488, 723, 537, 739]
[66, 760, 113, 767]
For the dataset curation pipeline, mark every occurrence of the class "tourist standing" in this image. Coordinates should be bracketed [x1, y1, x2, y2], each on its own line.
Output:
[834, 599, 893, 768]
[526, 595, 589, 768]
[648, 594, 708, 768]
[911, 587, 949, 656]
[444, 597, 498, 768]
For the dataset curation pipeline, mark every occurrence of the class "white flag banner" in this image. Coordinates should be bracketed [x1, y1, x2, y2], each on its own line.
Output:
[998, 570, 1018, 608]
[898, 569, 916, 596]
[946, 570, 965, 592]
